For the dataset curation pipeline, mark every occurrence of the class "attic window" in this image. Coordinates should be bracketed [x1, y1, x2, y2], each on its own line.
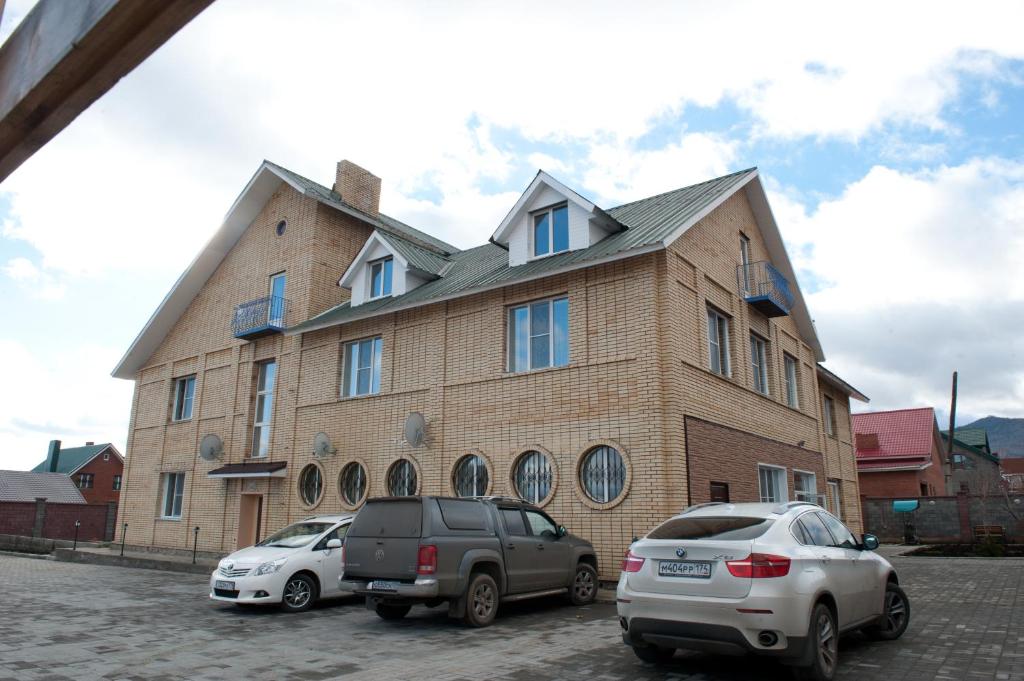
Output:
[276, 220, 286, 236]
[532, 205, 569, 257]
[369, 257, 393, 299]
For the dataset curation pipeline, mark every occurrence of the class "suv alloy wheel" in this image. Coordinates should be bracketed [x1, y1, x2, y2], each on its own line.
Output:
[463, 572, 498, 627]
[570, 563, 598, 605]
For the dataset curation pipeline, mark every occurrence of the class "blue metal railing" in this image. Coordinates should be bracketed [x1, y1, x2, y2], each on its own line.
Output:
[737, 261, 794, 315]
[232, 295, 289, 337]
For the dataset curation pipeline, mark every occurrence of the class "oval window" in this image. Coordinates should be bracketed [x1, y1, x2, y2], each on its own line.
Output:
[276, 220, 287, 236]
[387, 459, 417, 496]
[339, 462, 367, 506]
[298, 464, 323, 506]
[513, 451, 552, 504]
[580, 445, 626, 503]
[453, 454, 489, 497]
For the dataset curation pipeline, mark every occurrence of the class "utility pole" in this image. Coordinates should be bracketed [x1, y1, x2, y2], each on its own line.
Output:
[947, 371, 958, 467]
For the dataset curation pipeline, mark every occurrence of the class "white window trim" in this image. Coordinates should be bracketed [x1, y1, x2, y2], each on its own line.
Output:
[507, 296, 570, 373]
[341, 336, 383, 398]
[827, 480, 843, 519]
[159, 472, 185, 519]
[750, 333, 769, 395]
[171, 375, 195, 422]
[784, 354, 799, 408]
[528, 203, 569, 260]
[757, 463, 788, 504]
[793, 469, 817, 503]
[367, 257, 393, 301]
[706, 307, 731, 377]
[251, 361, 276, 458]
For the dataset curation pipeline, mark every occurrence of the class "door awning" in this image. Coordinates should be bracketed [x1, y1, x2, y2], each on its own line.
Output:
[207, 462, 287, 479]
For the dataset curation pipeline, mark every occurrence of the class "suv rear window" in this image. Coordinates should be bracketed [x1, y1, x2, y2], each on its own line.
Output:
[348, 500, 422, 538]
[437, 499, 487, 531]
[648, 516, 774, 541]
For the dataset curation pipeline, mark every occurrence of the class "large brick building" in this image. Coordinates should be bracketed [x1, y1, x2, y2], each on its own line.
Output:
[112, 159, 866, 576]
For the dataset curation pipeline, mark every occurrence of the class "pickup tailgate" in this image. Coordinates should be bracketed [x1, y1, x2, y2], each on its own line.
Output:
[343, 498, 423, 580]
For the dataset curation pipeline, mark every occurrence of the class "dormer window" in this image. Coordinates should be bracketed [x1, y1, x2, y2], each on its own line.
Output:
[532, 205, 569, 258]
[369, 257, 393, 299]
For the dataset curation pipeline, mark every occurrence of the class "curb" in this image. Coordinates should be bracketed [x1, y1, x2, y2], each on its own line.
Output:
[53, 548, 214, 575]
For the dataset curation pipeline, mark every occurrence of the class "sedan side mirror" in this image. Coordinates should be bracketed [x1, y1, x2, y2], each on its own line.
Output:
[557, 525, 567, 538]
[861, 534, 879, 551]
[325, 538, 343, 550]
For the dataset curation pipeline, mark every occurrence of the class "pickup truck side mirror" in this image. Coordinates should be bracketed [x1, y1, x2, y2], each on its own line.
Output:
[557, 525, 567, 538]
[325, 538, 343, 550]
[860, 534, 879, 551]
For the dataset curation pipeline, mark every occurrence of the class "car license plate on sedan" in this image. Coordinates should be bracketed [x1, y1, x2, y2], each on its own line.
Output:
[215, 580, 234, 590]
[658, 560, 712, 578]
[369, 580, 399, 592]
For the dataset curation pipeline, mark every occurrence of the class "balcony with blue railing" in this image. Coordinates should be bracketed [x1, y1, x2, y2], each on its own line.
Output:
[232, 295, 290, 339]
[737, 261, 794, 318]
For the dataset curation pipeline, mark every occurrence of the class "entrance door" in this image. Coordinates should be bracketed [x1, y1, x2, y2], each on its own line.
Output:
[237, 494, 264, 549]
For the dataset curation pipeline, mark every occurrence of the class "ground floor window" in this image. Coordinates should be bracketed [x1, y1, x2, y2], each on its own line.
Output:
[339, 462, 367, 506]
[758, 465, 787, 503]
[710, 481, 730, 502]
[160, 473, 185, 518]
[453, 454, 489, 497]
[827, 480, 842, 518]
[793, 470, 817, 503]
[579, 445, 626, 503]
[513, 451, 552, 504]
[387, 459, 417, 496]
[298, 464, 323, 506]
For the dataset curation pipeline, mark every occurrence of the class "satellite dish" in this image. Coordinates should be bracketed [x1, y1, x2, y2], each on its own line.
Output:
[313, 432, 336, 458]
[404, 412, 427, 448]
[199, 434, 223, 461]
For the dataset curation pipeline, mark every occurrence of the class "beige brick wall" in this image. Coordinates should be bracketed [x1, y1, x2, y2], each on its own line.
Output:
[117, 180, 863, 577]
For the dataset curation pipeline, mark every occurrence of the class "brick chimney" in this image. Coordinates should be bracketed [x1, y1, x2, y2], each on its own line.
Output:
[333, 160, 381, 217]
[85, 441, 94, 446]
[47, 440, 61, 473]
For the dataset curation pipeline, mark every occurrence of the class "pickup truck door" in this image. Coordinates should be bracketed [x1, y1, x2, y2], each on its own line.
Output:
[498, 507, 541, 593]
[523, 509, 570, 589]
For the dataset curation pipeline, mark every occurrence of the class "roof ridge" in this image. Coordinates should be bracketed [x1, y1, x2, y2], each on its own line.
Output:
[607, 167, 757, 212]
[853, 406, 935, 417]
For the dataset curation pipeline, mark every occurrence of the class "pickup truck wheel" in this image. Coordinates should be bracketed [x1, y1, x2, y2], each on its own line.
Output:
[462, 572, 498, 627]
[570, 563, 598, 605]
[375, 603, 412, 620]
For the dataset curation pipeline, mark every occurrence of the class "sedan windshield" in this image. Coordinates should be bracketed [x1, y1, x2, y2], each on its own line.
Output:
[257, 522, 332, 548]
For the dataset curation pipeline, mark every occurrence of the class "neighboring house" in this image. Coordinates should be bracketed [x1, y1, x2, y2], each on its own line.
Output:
[941, 427, 994, 456]
[854, 407, 949, 497]
[111, 159, 867, 575]
[0, 470, 86, 503]
[939, 431, 1002, 495]
[31, 442, 124, 504]
[1001, 457, 1024, 492]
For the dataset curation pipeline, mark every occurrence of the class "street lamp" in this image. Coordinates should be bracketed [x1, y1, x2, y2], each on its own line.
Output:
[73, 520, 81, 550]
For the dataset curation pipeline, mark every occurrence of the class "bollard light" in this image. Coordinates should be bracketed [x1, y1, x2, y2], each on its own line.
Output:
[73, 520, 81, 550]
[120, 522, 128, 557]
[192, 526, 200, 564]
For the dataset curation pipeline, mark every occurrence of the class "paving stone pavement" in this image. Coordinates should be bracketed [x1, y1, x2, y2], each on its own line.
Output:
[1, 553, 1022, 680]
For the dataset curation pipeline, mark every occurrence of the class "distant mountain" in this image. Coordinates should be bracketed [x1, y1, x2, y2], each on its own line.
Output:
[963, 416, 1024, 458]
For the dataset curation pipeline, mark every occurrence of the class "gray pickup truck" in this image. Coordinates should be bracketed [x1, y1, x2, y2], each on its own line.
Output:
[339, 496, 599, 626]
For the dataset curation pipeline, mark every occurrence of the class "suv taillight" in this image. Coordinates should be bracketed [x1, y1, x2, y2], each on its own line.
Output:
[417, 545, 437, 575]
[621, 549, 645, 573]
[726, 553, 791, 578]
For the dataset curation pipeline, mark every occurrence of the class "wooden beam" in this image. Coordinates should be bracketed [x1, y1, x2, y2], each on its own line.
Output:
[0, 0, 213, 182]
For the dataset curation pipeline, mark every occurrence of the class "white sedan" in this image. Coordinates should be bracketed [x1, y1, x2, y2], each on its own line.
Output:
[210, 514, 353, 612]
[618, 502, 909, 681]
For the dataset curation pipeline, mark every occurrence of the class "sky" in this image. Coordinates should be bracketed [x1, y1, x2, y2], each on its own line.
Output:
[1, 1, 1022, 471]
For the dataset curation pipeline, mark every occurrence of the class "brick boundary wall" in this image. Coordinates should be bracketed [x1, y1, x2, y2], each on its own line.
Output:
[0, 500, 117, 541]
[861, 494, 1024, 543]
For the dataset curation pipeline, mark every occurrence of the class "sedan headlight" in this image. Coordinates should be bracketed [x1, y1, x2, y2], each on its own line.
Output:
[253, 558, 287, 576]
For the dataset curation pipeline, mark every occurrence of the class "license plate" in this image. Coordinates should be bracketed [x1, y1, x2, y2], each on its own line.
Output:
[215, 580, 235, 590]
[369, 580, 399, 592]
[658, 560, 712, 578]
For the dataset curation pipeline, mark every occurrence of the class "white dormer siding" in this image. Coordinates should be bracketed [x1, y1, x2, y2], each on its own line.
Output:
[492, 171, 620, 267]
[340, 231, 432, 306]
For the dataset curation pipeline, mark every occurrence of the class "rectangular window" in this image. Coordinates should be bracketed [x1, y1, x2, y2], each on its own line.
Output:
[508, 297, 569, 372]
[172, 375, 196, 421]
[706, 307, 731, 376]
[342, 337, 383, 397]
[532, 205, 569, 257]
[823, 396, 836, 436]
[251, 361, 277, 458]
[77, 473, 94, 489]
[827, 480, 842, 519]
[758, 465, 787, 503]
[113, 475, 122, 491]
[160, 472, 185, 519]
[784, 354, 799, 408]
[369, 258, 393, 299]
[750, 334, 769, 395]
[709, 481, 730, 502]
[793, 470, 817, 502]
[739, 234, 751, 293]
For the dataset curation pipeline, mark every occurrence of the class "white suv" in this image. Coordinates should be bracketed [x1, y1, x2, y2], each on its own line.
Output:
[210, 514, 353, 612]
[617, 502, 909, 680]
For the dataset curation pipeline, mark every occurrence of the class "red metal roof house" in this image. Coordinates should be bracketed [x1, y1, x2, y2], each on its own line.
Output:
[853, 407, 950, 498]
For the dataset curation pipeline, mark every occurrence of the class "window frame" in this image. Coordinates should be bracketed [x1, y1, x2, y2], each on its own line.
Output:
[706, 306, 731, 377]
[750, 333, 769, 395]
[793, 469, 817, 503]
[368, 257, 394, 300]
[757, 464, 788, 503]
[579, 445, 626, 504]
[113, 474, 122, 492]
[507, 296, 569, 373]
[512, 450, 553, 505]
[77, 473, 94, 489]
[339, 461, 368, 507]
[160, 472, 185, 519]
[823, 395, 837, 437]
[784, 353, 799, 408]
[827, 479, 842, 519]
[386, 459, 418, 497]
[452, 454, 490, 497]
[341, 336, 383, 398]
[297, 463, 324, 507]
[171, 375, 196, 422]
[251, 360, 277, 458]
[530, 203, 569, 258]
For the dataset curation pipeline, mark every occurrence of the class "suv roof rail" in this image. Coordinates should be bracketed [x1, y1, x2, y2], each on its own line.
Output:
[468, 495, 526, 505]
[772, 501, 821, 514]
[680, 502, 727, 514]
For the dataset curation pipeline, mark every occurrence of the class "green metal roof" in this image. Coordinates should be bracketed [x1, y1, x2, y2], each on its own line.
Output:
[942, 427, 992, 451]
[940, 432, 999, 464]
[289, 168, 756, 335]
[377, 231, 451, 277]
[31, 444, 113, 475]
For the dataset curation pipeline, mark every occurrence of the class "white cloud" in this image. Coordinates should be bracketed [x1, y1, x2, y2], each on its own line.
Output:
[2, 256, 66, 300]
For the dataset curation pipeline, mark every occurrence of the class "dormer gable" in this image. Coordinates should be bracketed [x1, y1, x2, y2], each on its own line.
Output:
[339, 230, 450, 306]
[490, 171, 622, 267]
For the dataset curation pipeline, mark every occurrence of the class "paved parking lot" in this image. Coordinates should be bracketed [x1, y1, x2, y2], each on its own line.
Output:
[1, 553, 1023, 680]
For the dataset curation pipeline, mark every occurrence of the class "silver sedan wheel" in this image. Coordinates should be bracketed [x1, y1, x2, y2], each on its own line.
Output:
[816, 610, 838, 677]
[284, 578, 312, 609]
[472, 581, 495, 619]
